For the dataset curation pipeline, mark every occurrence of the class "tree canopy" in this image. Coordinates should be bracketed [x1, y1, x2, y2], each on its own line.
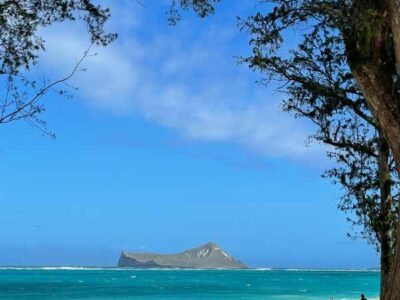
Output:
[0, 0, 115, 135]
[244, 15, 400, 290]
[168, 0, 220, 24]
[175, 1, 400, 298]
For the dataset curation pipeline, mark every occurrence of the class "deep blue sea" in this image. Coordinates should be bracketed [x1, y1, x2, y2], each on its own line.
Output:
[0, 268, 379, 299]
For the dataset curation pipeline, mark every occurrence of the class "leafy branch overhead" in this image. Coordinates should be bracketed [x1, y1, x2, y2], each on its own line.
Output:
[174, 1, 400, 297]
[0, 0, 116, 135]
[168, 0, 220, 25]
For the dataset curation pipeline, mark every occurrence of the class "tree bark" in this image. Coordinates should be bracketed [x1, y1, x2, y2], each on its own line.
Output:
[351, 61, 400, 300]
[379, 2, 400, 299]
[377, 131, 394, 297]
[349, 58, 400, 170]
[388, 0, 400, 71]
[344, 1, 400, 299]
[383, 213, 400, 300]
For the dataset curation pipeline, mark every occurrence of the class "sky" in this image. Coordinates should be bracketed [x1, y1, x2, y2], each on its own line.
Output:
[0, 0, 378, 268]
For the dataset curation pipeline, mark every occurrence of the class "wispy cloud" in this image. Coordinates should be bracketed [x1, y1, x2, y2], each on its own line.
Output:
[38, 1, 324, 161]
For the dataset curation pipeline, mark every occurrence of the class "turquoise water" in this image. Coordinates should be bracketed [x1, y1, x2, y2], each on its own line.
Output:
[0, 268, 379, 299]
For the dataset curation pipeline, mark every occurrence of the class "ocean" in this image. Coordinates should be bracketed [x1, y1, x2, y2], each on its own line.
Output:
[0, 268, 379, 299]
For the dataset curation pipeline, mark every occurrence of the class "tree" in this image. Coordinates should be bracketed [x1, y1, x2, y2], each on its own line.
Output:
[261, 24, 400, 294]
[241, 2, 400, 298]
[0, 0, 115, 135]
[174, 1, 400, 298]
[0, 1, 220, 135]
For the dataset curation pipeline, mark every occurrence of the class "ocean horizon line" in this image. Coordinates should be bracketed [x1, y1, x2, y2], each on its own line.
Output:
[0, 266, 380, 272]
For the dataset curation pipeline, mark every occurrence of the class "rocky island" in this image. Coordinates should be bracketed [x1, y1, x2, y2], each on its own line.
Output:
[118, 242, 247, 269]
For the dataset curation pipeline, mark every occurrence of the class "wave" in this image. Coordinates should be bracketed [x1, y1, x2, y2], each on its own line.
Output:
[0, 267, 379, 272]
[0, 267, 124, 271]
[275, 268, 380, 272]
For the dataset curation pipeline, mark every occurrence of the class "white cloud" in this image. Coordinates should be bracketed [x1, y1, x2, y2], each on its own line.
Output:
[38, 2, 323, 161]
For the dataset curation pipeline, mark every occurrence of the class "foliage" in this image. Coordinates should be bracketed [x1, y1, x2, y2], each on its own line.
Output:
[168, 0, 220, 25]
[246, 23, 400, 249]
[175, 0, 400, 252]
[0, 0, 115, 135]
[238, 1, 400, 251]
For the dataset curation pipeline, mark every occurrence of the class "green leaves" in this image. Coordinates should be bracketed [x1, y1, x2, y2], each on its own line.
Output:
[0, 0, 115, 135]
[168, 0, 220, 25]
[241, 0, 399, 251]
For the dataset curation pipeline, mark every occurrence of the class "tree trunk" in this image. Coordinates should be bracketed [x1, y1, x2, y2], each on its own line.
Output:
[383, 216, 400, 300]
[344, 1, 400, 299]
[379, 2, 400, 299]
[388, 0, 400, 72]
[377, 131, 394, 296]
[351, 59, 400, 300]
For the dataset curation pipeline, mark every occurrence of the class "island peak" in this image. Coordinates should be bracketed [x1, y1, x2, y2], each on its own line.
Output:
[118, 243, 247, 269]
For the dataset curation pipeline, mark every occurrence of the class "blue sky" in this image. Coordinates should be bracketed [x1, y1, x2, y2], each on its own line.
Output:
[0, 0, 378, 268]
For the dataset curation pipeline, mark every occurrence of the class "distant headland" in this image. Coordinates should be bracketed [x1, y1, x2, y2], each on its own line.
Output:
[118, 242, 247, 269]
